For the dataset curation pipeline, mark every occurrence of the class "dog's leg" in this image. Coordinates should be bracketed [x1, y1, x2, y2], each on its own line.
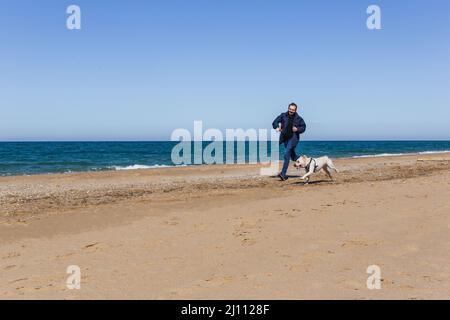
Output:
[300, 168, 314, 182]
[327, 159, 339, 173]
[323, 166, 333, 180]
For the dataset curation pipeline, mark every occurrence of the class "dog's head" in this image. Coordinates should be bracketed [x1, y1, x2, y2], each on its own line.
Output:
[294, 155, 309, 169]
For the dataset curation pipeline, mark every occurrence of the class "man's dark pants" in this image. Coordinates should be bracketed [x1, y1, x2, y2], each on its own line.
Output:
[281, 136, 299, 178]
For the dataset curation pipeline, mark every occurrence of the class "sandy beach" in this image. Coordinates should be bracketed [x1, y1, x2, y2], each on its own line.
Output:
[1, 152, 450, 299]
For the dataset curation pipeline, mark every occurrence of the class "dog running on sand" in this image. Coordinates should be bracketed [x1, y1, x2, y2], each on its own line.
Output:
[294, 155, 339, 183]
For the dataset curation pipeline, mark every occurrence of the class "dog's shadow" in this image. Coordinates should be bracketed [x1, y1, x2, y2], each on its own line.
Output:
[293, 179, 332, 186]
[269, 175, 333, 185]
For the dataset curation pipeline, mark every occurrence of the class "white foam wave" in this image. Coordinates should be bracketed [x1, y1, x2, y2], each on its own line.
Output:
[418, 150, 450, 155]
[352, 153, 405, 158]
[352, 150, 450, 159]
[111, 164, 185, 171]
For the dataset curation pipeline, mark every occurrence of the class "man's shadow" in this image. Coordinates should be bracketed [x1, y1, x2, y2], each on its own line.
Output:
[269, 174, 301, 179]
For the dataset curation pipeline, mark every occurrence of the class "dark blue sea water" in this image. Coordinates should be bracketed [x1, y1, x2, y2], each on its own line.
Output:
[1, 141, 450, 176]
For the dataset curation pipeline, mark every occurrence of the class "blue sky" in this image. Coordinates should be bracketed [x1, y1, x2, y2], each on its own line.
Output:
[1, 0, 449, 141]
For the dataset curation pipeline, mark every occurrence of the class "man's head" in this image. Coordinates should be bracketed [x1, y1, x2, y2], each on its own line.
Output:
[288, 103, 298, 116]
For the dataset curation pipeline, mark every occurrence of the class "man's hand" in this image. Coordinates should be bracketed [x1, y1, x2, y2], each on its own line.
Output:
[276, 126, 282, 132]
[293, 126, 298, 133]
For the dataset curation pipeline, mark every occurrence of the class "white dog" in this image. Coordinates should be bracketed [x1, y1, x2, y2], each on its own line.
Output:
[294, 155, 339, 183]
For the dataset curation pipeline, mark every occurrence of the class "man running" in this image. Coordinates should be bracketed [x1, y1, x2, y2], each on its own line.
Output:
[272, 103, 307, 181]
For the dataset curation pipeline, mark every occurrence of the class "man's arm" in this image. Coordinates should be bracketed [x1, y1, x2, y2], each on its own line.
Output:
[298, 116, 306, 134]
[294, 115, 306, 134]
[272, 113, 283, 130]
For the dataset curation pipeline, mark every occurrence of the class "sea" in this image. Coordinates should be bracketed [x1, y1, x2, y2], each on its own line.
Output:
[1, 141, 450, 176]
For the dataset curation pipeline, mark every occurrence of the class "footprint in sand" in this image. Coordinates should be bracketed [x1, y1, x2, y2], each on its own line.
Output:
[55, 252, 76, 259]
[80, 242, 102, 253]
[194, 223, 208, 231]
[203, 275, 234, 286]
[1, 252, 21, 260]
[232, 218, 263, 246]
[3, 264, 18, 270]
[83, 242, 100, 249]
[241, 238, 257, 246]
[163, 217, 180, 226]
[340, 239, 382, 248]
[9, 278, 28, 284]
[288, 264, 310, 273]
[278, 211, 296, 218]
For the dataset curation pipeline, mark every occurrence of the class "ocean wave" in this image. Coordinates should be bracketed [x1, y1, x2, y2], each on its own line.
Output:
[111, 164, 184, 171]
[351, 150, 450, 159]
[351, 153, 405, 158]
[418, 150, 450, 155]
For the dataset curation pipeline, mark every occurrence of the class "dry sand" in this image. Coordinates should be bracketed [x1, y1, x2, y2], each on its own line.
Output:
[1, 153, 450, 299]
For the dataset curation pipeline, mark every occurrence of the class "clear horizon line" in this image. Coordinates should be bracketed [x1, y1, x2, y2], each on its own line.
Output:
[1, 139, 450, 143]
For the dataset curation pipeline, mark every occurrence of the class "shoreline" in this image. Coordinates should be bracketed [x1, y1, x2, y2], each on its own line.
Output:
[2, 150, 450, 179]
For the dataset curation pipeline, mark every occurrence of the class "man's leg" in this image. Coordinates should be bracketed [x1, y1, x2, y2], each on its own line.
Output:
[290, 141, 299, 161]
[280, 138, 296, 178]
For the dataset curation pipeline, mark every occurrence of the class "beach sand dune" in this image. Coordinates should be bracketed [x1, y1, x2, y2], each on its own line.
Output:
[1, 153, 450, 299]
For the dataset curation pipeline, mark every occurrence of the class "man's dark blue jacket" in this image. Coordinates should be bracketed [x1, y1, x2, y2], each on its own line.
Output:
[272, 112, 306, 144]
